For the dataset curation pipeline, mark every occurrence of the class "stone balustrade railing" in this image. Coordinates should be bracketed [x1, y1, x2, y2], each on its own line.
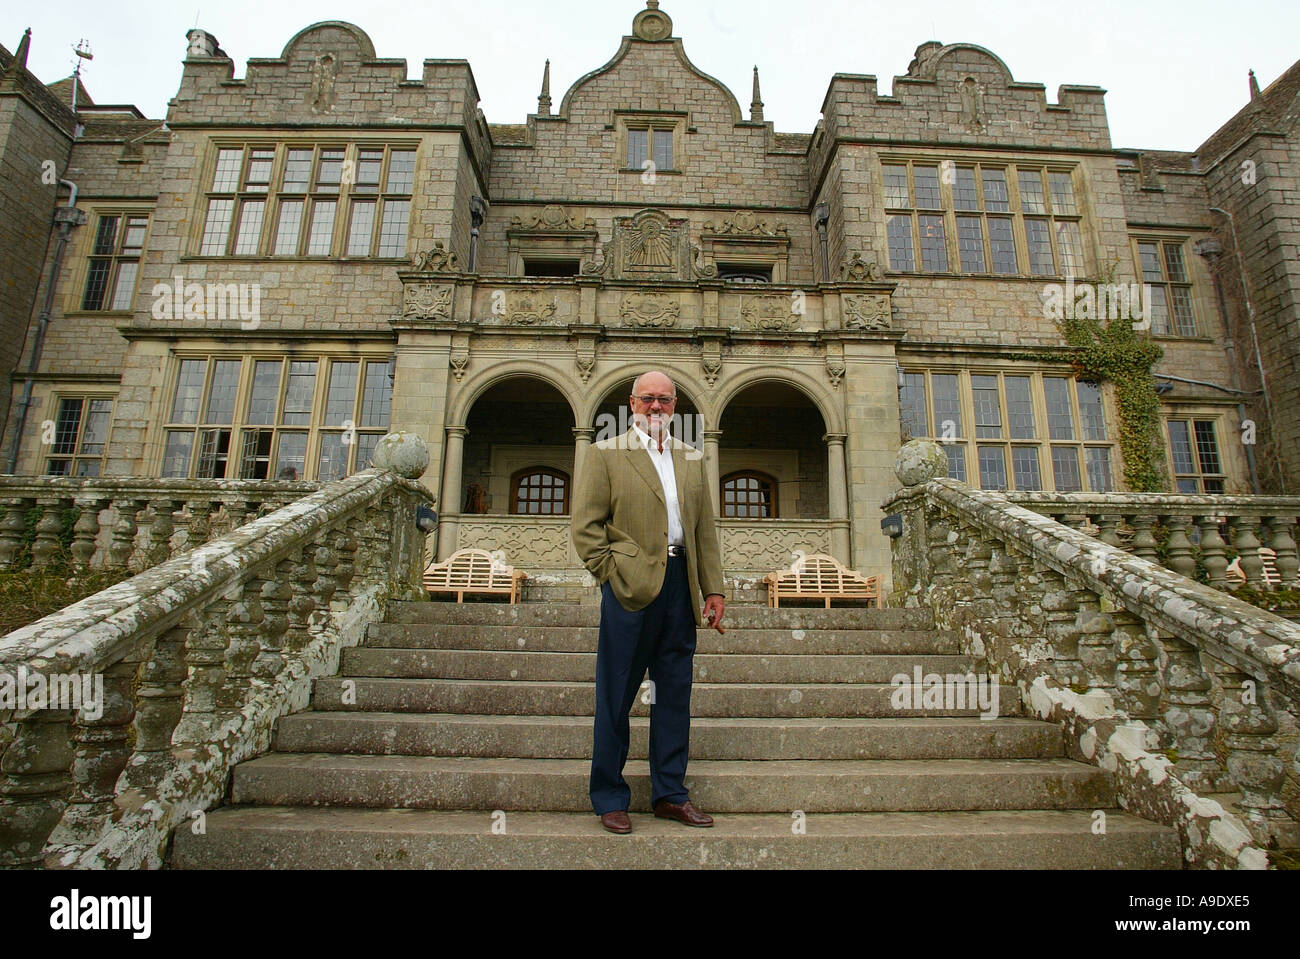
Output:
[0, 433, 433, 869]
[0, 477, 324, 574]
[1004, 492, 1300, 593]
[884, 442, 1300, 868]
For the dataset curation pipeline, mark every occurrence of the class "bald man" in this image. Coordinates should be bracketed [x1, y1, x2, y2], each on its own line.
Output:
[571, 371, 727, 834]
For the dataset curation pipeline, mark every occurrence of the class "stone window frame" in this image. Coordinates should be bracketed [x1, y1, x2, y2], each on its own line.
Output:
[614, 111, 688, 177]
[899, 367, 1117, 492]
[1130, 235, 1202, 339]
[881, 157, 1086, 279]
[44, 394, 116, 478]
[507, 232, 599, 278]
[1164, 409, 1232, 494]
[73, 210, 151, 314]
[721, 470, 780, 519]
[193, 141, 418, 260]
[156, 352, 395, 482]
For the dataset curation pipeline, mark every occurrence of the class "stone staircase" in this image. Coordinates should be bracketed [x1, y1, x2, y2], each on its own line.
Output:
[170, 602, 1182, 869]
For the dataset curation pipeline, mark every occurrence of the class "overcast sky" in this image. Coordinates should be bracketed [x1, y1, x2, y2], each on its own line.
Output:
[7, 0, 1297, 152]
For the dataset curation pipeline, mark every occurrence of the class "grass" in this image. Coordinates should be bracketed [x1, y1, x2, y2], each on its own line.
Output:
[0, 558, 133, 635]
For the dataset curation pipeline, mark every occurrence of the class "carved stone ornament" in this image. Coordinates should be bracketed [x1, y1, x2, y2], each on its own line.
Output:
[692, 244, 718, 279]
[839, 253, 882, 283]
[633, 1, 673, 42]
[621, 292, 681, 328]
[504, 291, 558, 325]
[310, 53, 338, 114]
[403, 283, 453, 319]
[826, 357, 846, 390]
[576, 353, 596, 384]
[510, 205, 596, 232]
[702, 210, 788, 237]
[741, 294, 799, 332]
[842, 294, 892, 331]
[410, 242, 461, 274]
[702, 353, 722, 388]
[450, 352, 470, 382]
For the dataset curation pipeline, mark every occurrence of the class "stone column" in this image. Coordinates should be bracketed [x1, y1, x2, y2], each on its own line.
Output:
[438, 426, 468, 561]
[702, 430, 722, 515]
[824, 433, 850, 563]
[572, 427, 595, 491]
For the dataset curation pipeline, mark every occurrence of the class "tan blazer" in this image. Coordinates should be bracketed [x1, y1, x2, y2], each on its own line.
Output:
[571, 429, 725, 627]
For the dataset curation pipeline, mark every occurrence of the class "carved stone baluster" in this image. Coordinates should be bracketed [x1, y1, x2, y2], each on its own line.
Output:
[0, 497, 34, 570]
[122, 622, 192, 789]
[185, 500, 215, 553]
[1229, 515, 1266, 589]
[1207, 659, 1289, 846]
[252, 569, 291, 682]
[312, 542, 340, 627]
[1040, 570, 1083, 689]
[963, 531, 994, 621]
[1156, 634, 1223, 791]
[1095, 515, 1122, 548]
[44, 660, 137, 856]
[0, 708, 75, 867]
[331, 526, 360, 607]
[1074, 590, 1116, 698]
[1129, 515, 1159, 563]
[282, 552, 318, 656]
[1264, 516, 1299, 589]
[32, 498, 68, 570]
[1164, 515, 1197, 580]
[70, 498, 108, 571]
[223, 582, 266, 709]
[1059, 514, 1088, 533]
[240, 499, 263, 530]
[1196, 515, 1229, 589]
[1111, 609, 1162, 740]
[108, 499, 147, 572]
[147, 499, 182, 567]
[175, 605, 236, 746]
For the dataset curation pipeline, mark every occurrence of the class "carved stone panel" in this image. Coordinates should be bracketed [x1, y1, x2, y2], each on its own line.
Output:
[510, 205, 596, 232]
[740, 294, 799, 332]
[403, 284, 453, 320]
[458, 519, 571, 569]
[621, 292, 681, 328]
[503, 291, 558, 326]
[593, 209, 706, 281]
[842, 294, 892, 331]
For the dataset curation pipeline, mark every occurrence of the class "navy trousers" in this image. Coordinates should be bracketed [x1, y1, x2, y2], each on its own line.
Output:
[590, 555, 697, 815]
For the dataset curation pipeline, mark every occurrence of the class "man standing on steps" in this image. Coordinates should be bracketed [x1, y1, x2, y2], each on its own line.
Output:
[571, 370, 727, 835]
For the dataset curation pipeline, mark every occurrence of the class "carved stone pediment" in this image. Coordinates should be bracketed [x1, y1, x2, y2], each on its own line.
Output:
[509, 205, 597, 233]
[410, 242, 461, 274]
[843, 294, 892, 331]
[702, 210, 788, 238]
[740, 294, 799, 332]
[621, 292, 681, 328]
[403, 283, 454, 319]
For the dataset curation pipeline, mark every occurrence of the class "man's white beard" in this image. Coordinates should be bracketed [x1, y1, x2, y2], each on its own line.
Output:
[635, 412, 670, 438]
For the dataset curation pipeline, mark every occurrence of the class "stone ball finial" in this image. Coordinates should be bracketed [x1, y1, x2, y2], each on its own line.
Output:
[372, 432, 431, 480]
[895, 440, 949, 487]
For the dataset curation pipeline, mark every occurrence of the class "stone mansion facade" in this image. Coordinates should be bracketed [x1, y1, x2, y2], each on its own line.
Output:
[1, 2, 1298, 593]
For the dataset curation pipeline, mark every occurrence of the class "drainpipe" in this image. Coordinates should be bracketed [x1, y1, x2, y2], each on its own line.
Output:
[1208, 206, 1283, 492]
[814, 202, 831, 283]
[4, 180, 87, 474]
[468, 196, 487, 273]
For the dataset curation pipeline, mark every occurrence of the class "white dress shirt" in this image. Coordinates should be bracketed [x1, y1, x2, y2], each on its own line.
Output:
[632, 424, 685, 547]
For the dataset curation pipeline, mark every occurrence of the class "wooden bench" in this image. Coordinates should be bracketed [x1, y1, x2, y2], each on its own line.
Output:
[1225, 548, 1282, 591]
[423, 548, 527, 604]
[763, 554, 880, 609]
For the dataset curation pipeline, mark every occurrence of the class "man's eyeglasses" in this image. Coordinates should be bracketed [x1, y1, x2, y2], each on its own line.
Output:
[632, 395, 677, 406]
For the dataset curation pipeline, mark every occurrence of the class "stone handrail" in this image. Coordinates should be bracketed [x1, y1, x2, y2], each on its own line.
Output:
[1003, 492, 1300, 592]
[0, 433, 434, 869]
[884, 444, 1300, 868]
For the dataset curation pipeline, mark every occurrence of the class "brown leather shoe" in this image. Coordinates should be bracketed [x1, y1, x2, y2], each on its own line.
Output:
[653, 799, 713, 827]
[600, 811, 632, 835]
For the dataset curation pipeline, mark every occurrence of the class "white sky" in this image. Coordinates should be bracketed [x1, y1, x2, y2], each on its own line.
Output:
[8, 0, 1297, 152]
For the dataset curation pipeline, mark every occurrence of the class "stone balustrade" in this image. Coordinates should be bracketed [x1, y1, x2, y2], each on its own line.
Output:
[1003, 492, 1300, 593]
[884, 441, 1300, 868]
[0, 433, 433, 869]
[0, 477, 323, 574]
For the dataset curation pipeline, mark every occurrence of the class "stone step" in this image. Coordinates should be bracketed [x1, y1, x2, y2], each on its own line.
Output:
[230, 755, 1116, 813]
[311, 678, 1011, 718]
[366, 623, 960, 655]
[272, 714, 1064, 761]
[340, 648, 979, 684]
[386, 602, 934, 631]
[170, 807, 1181, 870]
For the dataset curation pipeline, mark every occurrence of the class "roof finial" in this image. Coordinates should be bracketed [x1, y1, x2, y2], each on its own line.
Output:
[750, 65, 764, 122]
[538, 59, 552, 116]
[14, 28, 32, 69]
[1249, 69, 1261, 100]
